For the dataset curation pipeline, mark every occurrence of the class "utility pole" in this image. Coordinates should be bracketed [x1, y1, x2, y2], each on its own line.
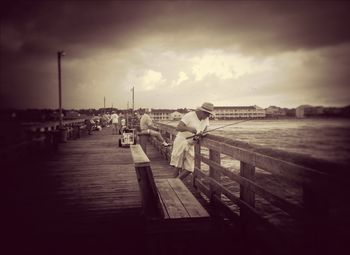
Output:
[131, 86, 134, 111]
[57, 51, 65, 128]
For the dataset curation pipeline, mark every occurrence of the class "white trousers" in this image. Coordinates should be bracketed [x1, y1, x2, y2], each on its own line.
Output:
[170, 135, 195, 172]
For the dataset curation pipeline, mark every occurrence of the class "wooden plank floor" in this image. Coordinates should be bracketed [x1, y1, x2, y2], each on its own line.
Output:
[4, 127, 180, 255]
[4, 127, 250, 255]
[145, 143, 179, 179]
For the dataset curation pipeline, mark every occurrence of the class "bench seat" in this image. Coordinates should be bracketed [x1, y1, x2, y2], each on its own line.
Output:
[130, 144, 210, 231]
[156, 178, 209, 219]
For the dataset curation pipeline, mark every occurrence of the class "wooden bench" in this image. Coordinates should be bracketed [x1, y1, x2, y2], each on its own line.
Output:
[130, 144, 211, 233]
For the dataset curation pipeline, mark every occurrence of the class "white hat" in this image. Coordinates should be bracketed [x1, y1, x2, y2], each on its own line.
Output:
[196, 102, 214, 114]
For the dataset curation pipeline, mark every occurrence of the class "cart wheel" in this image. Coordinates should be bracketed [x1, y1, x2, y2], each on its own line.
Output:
[118, 138, 122, 147]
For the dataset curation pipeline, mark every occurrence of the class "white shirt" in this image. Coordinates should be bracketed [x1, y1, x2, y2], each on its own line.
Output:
[140, 113, 153, 130]
[177, 111, 209, 139]
[170, 111, 209, 172]
[111, 113, 119, 124]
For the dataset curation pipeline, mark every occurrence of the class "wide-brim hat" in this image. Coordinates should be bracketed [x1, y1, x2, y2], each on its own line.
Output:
[196, 102, 214, 114]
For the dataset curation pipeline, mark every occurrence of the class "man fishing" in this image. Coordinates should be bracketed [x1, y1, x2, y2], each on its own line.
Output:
[170, 102, 214, 180]
[139, 108, 170, 147]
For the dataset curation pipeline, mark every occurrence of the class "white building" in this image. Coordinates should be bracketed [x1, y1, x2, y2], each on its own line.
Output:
[214, 105, 266, 119]
[149, 109, 173, 121]
[296, 105, 309, 118]
[169, 111, 184, 120]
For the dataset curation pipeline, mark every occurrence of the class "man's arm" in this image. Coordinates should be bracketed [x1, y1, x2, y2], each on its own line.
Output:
[146, 115, 159, 131]
[176, 121, 197, 134]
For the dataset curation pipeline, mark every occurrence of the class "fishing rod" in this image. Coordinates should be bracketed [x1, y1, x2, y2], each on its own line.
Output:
[186, 119, 252, 139]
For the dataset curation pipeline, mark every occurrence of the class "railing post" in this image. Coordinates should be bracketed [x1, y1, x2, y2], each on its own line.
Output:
[240, 161, 255, 230]
[73, 124, 80, 139]
[193, 142, 201, 188]
[209, 148, 221, 203]
[302, 183, 329, 254]
[44, 127, 53, 153]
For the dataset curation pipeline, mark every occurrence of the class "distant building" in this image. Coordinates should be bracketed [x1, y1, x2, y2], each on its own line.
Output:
[213, 105, 266, 119]
[169, 111, 184, 120]
[324, 107, 343, 116]
[296, 105, 309, 118]
[149, 109, 174, 121]
[266, 106, 287, 118]
[284, 108, 296, 117]
[296, 105, 324, 118]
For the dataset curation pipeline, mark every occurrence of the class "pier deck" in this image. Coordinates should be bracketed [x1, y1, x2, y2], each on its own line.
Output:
[4, 121, 350, 255]
[4, 127, 186, 255]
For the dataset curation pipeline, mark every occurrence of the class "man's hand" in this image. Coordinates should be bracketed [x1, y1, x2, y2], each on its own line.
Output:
[192, 131, 206, 142]
[188, 127, 197, 134]
[197, 131, 207, 137]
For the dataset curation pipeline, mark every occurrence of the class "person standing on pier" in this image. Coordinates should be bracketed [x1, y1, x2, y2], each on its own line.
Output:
[111, 111, 119, 135]
[139, 108, 170, 147]
[170, 102, 214, 180]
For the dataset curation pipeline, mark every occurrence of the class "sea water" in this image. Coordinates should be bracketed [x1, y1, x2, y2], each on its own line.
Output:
[165, 118, 350, 165]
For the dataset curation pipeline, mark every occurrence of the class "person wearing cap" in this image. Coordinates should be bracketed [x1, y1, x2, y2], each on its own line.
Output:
[170, 102, 214, 180]
[139, 108, 170, 147]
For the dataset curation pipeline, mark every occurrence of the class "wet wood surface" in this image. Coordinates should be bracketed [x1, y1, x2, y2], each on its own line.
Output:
[4, 127, 179, 255]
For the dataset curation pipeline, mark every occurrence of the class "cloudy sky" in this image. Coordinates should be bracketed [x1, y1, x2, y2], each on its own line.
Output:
[1, 1, 350, 110]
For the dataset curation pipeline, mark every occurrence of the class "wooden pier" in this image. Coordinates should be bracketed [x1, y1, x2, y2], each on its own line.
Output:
[3, 126, 231, 255]
[3, 122, 350, 255]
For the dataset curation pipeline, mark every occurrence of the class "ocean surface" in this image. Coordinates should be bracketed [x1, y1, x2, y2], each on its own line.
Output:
[164, 118, 350, 165]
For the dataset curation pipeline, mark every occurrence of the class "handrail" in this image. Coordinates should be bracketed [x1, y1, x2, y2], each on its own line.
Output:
[3, 119, 88, 161]
[153, 122, 350, 253]
[21, 119, 86, 132]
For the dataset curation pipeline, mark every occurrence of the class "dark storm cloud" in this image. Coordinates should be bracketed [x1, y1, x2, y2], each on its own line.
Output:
[2, 1, 350, 57]
[1, 1, 147, 58]
[1, 1, 350, 109]
[203, 1, 349, 54]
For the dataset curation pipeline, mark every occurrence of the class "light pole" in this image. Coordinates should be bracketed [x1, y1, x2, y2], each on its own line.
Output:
[131, 86, 134, 112]
[57, 51, 66, 128]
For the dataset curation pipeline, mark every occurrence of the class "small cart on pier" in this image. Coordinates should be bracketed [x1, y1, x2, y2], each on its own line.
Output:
[118, 128, 137, 147]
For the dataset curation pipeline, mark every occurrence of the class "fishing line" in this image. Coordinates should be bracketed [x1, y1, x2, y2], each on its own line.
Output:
[186, 119, 252, 139]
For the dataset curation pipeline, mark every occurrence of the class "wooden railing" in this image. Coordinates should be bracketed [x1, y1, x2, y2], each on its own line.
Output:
[21, 118, 86, 134]
[153, 122, 350, 254]
[1, 119, 87, 161]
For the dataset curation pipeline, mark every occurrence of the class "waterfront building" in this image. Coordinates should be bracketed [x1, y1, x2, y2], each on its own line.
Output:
[296, 105, 309, 118]
[147, 106, 266, 121]
[213, 105, 266, 119]
[149, 109, 173, 121]
[169, 111, 184, 120]
[149, 109, 190, 121]
[266, 106, 287, 118]
[296, 105, 324, 118]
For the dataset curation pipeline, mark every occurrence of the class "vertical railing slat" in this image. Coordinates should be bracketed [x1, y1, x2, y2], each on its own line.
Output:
[193, 142, 201, 188]
[240, 161, 256, 231]
[209, 149, 221, 203]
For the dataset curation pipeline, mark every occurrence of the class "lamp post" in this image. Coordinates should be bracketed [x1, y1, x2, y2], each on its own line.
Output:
[57, 51, 66, 128]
